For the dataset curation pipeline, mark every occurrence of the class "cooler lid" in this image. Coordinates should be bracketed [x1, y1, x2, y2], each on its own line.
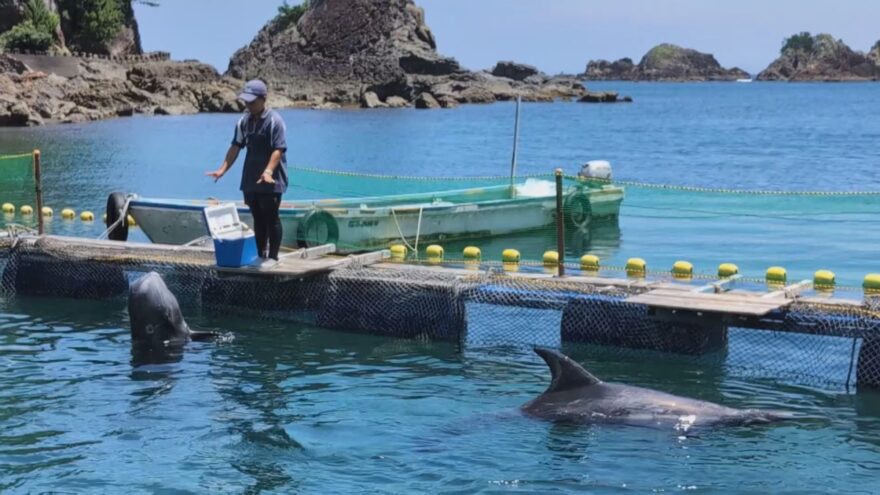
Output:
[204, 203, 243, 238]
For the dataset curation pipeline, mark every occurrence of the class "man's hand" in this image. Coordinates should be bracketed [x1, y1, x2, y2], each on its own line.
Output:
[257, 170, 276, 185]
[206, 169, 224, 183]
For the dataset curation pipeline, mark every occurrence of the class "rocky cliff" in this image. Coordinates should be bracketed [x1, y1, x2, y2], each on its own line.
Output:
[757, 33, 880, 81]
[227, 0, 587, 108]
[583, 44, 749, 81]
[0, 53, 252, 126]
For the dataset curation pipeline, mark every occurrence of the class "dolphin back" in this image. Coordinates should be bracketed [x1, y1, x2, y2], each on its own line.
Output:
[534, 347, 601, 393]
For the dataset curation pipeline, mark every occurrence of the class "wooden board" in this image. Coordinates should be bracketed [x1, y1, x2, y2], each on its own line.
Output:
[215, 250, 389, 279]
[626, 288, 793, 316]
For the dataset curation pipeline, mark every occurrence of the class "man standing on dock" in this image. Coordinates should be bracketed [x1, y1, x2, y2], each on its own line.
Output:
[207, 79, 289, 261]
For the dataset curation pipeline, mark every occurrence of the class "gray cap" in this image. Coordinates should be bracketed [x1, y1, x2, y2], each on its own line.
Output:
[238, 79, 268, 103]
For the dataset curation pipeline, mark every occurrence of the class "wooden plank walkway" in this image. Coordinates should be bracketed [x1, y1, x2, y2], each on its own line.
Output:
[215, 245, 390, 279]
[9, 235, 870, 316]
[626, 288, 794, 316]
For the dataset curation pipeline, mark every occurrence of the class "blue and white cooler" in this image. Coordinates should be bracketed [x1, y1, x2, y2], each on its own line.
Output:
[203, 203, 259, 268]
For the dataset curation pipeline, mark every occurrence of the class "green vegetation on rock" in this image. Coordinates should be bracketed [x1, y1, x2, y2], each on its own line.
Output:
[782, 32, 814, 54]
[274, 0, 310, 31]
[642, 44, 679, 65]
[60, 0, 125, 52]
[0, 0, 60, 51]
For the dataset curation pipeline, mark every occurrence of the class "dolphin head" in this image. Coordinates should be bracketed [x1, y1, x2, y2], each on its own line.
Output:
[128, 272, 191, 352]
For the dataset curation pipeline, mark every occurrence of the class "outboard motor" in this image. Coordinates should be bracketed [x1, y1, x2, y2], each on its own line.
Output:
[577, 160, 613, 181]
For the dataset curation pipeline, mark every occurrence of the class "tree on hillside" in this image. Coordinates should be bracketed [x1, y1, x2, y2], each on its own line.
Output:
[58, 0, 126, 52]
[0, 0, 61, 51]
[782, 32, 814, 54]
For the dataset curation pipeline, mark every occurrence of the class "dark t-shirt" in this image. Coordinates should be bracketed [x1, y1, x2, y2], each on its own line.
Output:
[232, 109, 288, 194]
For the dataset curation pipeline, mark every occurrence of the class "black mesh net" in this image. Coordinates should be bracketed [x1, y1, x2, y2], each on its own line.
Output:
[1, 234, 878, 392]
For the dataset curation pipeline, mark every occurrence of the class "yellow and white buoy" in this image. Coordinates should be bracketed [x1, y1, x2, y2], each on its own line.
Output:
[463, 246, 481, 261]
[718, 263, 739, 278]
[813, 270, 835, 292]
[390, 244, 407, 261]
[864, 274, 880, 296]
[580, 254, 600, 272]
[626, 258, 646, 278]
[502, 249, 521, 272]
[426, 244, 444, 263]
[672, 260, 693, 280]
[766, 266, 787, 285]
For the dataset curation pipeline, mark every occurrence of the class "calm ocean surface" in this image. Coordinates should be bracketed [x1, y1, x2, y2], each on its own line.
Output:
[1, 82, 879, 493]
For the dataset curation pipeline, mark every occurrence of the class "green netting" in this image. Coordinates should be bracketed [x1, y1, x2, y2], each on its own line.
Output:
[0, 153, 33, 186]
[289, 166, 551, 198]
[620, 183, 880, 219]
[278, 167, 880, 289]
[0, 154, 35, 229]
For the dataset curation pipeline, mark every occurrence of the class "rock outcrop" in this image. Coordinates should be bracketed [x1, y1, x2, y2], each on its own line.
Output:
[227, 0, 587, 108]
[757, 33, 880, 81]
[870, 41, 880, 65]
[582, 58, 636, 80]
[0, 53, 251, 126]
[583, 44, 749, 81]
[491, 61, 540, 82]
[577, 91, 632, 103]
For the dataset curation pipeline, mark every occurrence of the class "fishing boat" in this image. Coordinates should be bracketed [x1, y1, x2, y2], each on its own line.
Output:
[114, 163, 624, 252]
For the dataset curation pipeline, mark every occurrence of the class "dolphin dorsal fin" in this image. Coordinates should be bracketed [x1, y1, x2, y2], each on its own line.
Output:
[534, 347, 601, 392]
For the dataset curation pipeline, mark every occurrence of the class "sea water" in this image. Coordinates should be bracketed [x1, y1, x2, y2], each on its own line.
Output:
[0, 82, 879, 492]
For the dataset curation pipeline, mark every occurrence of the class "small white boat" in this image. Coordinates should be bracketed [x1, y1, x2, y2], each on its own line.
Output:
[736, 78, 753, 83]
[121, 164, 624, 252]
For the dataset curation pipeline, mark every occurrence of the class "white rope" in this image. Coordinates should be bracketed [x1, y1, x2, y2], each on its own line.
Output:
[390, 208, 416, 253]
[97, 195, 133, 240]
[389, 206, 426, 258]
[414, 206, 423, 257]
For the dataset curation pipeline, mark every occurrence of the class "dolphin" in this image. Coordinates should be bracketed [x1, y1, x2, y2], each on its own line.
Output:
[521, 348, 790, 429]
[129, 272, 215, 361]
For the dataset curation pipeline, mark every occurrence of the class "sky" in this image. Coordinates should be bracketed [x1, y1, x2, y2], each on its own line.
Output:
[134, 0, 880, 76]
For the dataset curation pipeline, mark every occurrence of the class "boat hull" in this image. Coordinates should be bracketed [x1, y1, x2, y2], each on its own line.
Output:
[128, 184, 624, 252]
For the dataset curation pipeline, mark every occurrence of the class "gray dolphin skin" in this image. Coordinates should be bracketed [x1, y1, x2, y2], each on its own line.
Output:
[522, 348, 789, 429]
[128, 272, 214, 352]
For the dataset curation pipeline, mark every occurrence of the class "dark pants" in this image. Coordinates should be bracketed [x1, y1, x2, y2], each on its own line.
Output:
[244, 192, 282, 260]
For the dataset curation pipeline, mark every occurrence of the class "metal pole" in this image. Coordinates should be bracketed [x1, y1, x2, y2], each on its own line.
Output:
[34, 149, 44, 235]
[509, 96, 521, 197]
[555, 168, 565, 277]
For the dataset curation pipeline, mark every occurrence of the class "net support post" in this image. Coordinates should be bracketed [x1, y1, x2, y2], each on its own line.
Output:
[554, 168, 565, 278]
[33, 149, 44, 235]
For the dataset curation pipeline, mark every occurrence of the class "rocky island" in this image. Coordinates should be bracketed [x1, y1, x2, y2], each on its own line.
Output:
[0, 0, 593, 126]
[226, 0, 587, 109]
[582, 43, 749, 81]
[757, 32, 880, 81]
[0, 0, 248, 125]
